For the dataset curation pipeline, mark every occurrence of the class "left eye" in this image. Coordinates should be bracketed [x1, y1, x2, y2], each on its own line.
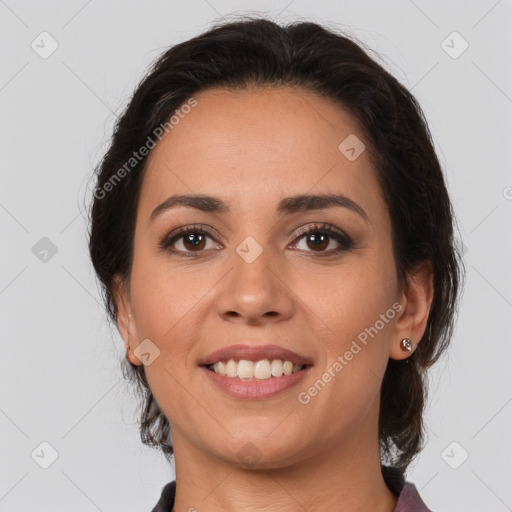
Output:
[291, 224, 353, 254]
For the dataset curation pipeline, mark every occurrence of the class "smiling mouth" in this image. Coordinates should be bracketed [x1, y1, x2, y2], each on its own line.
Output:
[202, 359, 311, 381]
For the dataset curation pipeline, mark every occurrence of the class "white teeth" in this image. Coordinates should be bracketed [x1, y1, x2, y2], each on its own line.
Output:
[254, 360, 271, 380]
[271, 359, 283, 377]
[225, 359, 237, 378]
[238, 360, 254, 380]
[213, 361, 226, 376]
[283, 361, 293, 375]
[209, 358, 305, 380]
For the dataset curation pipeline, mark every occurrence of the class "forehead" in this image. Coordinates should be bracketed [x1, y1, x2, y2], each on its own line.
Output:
[138, 86, 384, 221]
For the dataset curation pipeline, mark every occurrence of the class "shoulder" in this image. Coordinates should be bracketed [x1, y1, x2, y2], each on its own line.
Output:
[150, 480, 176, 512]
[393, 481, 434, 512]
[382, 465, 434, 512]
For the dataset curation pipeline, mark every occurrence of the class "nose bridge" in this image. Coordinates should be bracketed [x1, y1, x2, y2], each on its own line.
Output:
[214, 232, 294, 323]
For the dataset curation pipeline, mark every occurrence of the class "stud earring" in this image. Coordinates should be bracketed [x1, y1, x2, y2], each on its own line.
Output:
[400, 337, 413, 352]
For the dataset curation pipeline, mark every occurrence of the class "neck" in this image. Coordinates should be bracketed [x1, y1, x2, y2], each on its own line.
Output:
[170, 421, 398, 512]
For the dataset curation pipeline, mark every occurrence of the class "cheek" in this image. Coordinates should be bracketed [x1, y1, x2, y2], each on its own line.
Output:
[130, 246, 201, 336]
[299, 254, 397, 344]
[128, 260, 200, 416]
[300, 262, 396, 432]
[128, 251, 219, 386]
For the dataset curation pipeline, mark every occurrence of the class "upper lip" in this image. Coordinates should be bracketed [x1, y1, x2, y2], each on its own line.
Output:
[199, 344, 313, 366]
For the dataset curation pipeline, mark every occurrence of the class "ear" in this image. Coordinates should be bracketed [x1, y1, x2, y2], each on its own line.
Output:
[389, 260, 434, 361]
[112, 274, 143, 366]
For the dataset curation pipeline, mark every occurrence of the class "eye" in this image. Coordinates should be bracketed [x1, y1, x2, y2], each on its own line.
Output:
[291, 223, 354, 256]
[159, 222, 354, 258]
[159, 225, 221, 257]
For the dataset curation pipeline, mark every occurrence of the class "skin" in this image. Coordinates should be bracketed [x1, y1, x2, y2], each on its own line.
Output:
[114, 86, 433, 512]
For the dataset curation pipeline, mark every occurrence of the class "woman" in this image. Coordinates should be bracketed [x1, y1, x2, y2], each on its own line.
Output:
[88, 17, 463, 512]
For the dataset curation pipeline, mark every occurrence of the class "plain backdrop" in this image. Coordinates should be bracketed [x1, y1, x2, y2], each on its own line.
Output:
[1, 1, 511, 511]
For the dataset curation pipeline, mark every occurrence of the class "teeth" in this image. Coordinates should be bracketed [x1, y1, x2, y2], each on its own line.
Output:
[254, 359, 271, 379]
[213, 361, 226, 376]
[238, 360, 254, 380]
[210, 359, 304, 380]
[271, 359, 283, 377]
[225, 360, 237, 378]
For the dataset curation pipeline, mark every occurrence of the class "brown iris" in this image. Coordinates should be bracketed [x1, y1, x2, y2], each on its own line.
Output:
[305, 233, 329, 251]
[183, 233, 207, 251]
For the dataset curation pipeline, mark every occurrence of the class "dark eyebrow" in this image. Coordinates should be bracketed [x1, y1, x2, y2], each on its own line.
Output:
[277, 194, 369, 223]
[150, 194, 229, 222]
[150, 193, 370, 223]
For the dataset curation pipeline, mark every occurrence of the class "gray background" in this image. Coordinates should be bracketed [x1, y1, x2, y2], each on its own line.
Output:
[1, 1, 511, 511]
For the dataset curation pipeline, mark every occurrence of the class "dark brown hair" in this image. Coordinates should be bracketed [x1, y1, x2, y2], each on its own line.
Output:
[88, 16, 464, 474]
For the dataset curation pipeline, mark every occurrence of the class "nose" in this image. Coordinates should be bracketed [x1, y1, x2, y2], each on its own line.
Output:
[214, 244, 295, 325]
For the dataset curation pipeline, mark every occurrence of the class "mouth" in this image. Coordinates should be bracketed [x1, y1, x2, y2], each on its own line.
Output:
[198, 344, 314, 399]
[198, 343, 313, 381]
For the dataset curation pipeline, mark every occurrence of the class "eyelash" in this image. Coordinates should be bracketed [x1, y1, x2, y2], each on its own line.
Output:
[158, 222, 354, 259]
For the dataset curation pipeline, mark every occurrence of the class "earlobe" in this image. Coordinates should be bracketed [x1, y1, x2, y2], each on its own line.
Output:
[389, 260, 434, 361]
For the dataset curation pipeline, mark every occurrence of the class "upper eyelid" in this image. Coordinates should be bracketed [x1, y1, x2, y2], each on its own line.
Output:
[293, 222, 349, 238]
[164, 224, 222, 243]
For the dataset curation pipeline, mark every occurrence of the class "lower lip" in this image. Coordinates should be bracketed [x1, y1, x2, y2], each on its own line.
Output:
[200, 366, 312, 399]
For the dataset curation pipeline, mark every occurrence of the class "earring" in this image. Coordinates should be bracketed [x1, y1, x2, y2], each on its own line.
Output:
[400, 337, 413, 352]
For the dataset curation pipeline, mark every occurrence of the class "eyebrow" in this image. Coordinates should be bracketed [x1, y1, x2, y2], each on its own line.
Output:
[149, 193, 370, 223]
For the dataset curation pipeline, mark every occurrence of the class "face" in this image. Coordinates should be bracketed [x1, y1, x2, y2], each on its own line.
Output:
[115, 86, 428, 469]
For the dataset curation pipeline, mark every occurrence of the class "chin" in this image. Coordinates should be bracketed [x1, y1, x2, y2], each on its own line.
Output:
[208, 434, 310, 470]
